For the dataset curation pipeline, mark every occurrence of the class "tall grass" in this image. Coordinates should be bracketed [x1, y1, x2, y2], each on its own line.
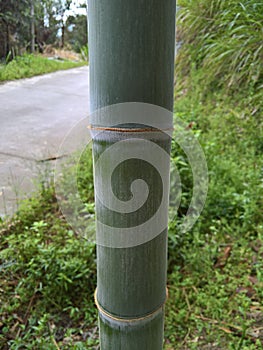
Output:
[177, 0, 263, 90]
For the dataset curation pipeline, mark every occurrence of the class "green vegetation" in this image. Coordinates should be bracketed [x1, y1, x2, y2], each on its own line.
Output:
[177, 0, 263, 91]
[0, 54, 86, 82]
[0, 0, 263, 348]
[0, 186, 98, 349]
[165, 75, 263, 349]
[66, 14, 88, 53]
[0, 0, 87, 60]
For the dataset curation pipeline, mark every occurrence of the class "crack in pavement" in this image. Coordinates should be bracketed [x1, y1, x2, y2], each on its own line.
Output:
[0, 151, 67, 163]
[0, 151, 36, 162]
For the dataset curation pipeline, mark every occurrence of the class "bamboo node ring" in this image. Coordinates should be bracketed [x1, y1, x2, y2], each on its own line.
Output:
[94, 287, 169, 324]
[87, 125, 174, 133]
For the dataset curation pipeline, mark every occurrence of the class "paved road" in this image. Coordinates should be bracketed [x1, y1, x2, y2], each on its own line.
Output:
[0, 66, 89, 217]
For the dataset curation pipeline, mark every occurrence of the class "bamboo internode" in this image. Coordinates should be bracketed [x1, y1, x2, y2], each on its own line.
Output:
[88, 0, 176, 348]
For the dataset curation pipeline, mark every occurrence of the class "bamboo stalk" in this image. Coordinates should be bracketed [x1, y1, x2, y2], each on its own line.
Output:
[88, 1, 176, 348]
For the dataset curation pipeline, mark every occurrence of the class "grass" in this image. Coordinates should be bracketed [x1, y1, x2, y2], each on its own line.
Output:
[0, 53, 86, 82]
[1, 86, 262, 348]
[164, 78, 263, 349]
[0, 185, 99, 349]
[176, 0, 263, 91]
[1, 0, 263, 348]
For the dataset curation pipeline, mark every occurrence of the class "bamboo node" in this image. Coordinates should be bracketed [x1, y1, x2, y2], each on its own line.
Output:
[94, 288, 168, 324]
[87, 125, 174, 133]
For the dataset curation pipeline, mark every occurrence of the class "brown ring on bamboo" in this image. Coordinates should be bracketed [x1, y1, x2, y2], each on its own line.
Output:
[88, 125, 174, 133]
[94, 287, 168, 323]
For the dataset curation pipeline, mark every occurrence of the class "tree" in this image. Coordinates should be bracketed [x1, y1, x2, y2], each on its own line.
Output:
[30, 0, 35, 53]
[33, 0, 60, 51]
[53, 0, 72, 47]
[88, 0, 176, 348]
[0, 0, 57, 59]
[0, 0, 31, 59]
[65, 13, 87, 52]
[0, 0, 87, 59]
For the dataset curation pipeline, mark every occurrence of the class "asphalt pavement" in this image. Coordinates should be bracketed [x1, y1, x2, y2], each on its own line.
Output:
[0, 66, 90, 217]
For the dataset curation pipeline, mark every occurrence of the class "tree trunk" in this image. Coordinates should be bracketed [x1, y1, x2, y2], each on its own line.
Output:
[5, 22, 10, 59]
[31, 0, 35, 53]
[61, 24, 65, 48]
[88, 1, 176, 348]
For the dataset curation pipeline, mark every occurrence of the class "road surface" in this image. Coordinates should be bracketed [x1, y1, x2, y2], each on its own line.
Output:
[0, 66, 89, 217]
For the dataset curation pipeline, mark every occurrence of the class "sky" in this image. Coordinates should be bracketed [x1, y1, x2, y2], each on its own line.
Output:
[55, 0, 87, 36]
[67, 0, 87, 17]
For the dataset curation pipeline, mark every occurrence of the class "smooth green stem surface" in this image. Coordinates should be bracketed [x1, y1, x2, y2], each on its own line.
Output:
[88, 0, 176, 111]
[88, 1, 176, 348]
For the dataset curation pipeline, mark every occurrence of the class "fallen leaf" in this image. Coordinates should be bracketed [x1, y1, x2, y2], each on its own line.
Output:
[250, 240, 262, 253]
[214, 245, 232, 269]
[236, 286, 256, 298]
[218, 326, 233, 334]
[248, 276, 258, 285]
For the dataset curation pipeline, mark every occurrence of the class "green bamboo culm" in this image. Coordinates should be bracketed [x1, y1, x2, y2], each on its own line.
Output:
[88, 1, 176, 349]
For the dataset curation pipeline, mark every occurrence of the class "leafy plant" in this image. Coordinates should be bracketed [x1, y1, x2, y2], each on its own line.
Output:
[80, 45, 89, 62]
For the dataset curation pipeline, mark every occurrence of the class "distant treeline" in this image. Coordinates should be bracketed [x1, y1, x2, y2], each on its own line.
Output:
[0, 0, 87, 60]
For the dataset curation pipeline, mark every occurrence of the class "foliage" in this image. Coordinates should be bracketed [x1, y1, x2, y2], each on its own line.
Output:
[0, 186, 98, 349]
[163, 1, 263, 346]
[0, 0, 88, 60]
[79, 45, 89, 62]
[33, 0, 61, 49]
[0, 0, 31, 59]
[176, 0, 263, 91]
[65, 14, 88, 53]
[1, 76, 262, 347]
[0, 53, 86, 82]
[165, 75, 263, 348]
